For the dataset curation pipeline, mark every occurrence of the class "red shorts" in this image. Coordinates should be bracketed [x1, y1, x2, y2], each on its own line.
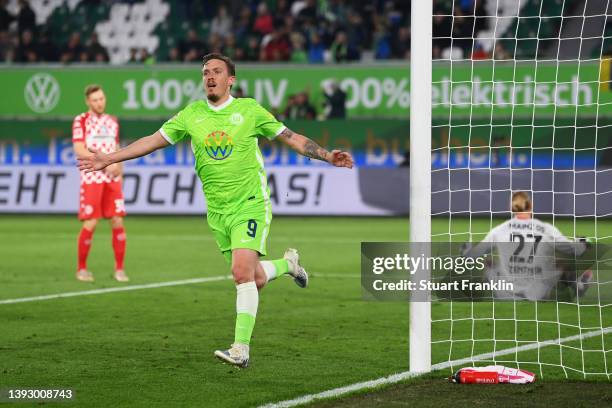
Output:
[79, 181, 126, 220]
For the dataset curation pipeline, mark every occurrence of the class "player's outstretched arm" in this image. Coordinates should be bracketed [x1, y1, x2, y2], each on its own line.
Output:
[77, 131, 170, 173]
[277, 128, 354, 168]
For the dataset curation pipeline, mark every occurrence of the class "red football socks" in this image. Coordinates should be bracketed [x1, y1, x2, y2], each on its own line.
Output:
[112, 227, 126, 271]
[77, 227, 94, 270]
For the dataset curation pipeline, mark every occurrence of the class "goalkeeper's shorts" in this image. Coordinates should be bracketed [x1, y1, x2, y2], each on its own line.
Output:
[206, 201, 272, 264]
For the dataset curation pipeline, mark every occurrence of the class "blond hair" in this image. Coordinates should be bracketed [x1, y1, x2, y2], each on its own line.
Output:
[84, 84, 103, 98]
[512, 191, 532, 213]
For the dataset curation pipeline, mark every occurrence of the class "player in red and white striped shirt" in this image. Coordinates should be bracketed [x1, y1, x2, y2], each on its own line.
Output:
[72, 85, 128, 282]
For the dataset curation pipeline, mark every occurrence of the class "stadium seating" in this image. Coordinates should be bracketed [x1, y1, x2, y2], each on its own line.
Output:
[43, 1, 109, 48]
[7, 0, 80, 25]
[95, 0, 169, 64]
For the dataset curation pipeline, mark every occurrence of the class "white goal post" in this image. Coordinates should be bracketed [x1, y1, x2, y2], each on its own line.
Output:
[409, 0, 433, 373]
[409, 0, 611, 379]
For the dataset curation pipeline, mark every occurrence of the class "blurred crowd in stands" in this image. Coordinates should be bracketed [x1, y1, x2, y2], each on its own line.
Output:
[0, 0, 109, 62]
[0, 0, 418, 64]
[0, 0, 552, 65]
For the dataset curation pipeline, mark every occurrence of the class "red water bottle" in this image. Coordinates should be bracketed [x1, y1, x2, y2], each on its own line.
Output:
[451, 368, 499, 384]
[450, 366, 536, 384]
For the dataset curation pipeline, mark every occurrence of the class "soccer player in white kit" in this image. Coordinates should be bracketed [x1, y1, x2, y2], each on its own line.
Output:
[465, 192, 592, 300]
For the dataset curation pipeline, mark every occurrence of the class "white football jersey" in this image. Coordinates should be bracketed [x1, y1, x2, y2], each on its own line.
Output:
[467, 217, 586, 300]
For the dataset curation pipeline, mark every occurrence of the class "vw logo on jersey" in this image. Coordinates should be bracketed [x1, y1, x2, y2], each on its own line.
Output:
[204, 130, 234, 160]
[229, 112, 244, 125]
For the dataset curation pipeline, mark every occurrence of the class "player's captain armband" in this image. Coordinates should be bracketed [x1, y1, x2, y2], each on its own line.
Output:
[450, 365, 536, 384]
[253, 102, 285, 140]
[160, 111, 188, 145]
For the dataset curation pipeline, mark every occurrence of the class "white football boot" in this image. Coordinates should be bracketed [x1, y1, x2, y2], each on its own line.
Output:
[214, 343, 250, 368]
[76, 269, 94, 282]
[113, 270, 130, 282]
[284, 248, 309, 288]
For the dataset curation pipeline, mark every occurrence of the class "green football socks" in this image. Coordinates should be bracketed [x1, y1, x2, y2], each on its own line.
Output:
[235, 281, 258, 345]
[235, 312, 256, 345]
[261, 259, 291, 281]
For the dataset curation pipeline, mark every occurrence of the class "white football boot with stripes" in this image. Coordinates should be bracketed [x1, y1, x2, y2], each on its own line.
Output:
[284, 248, 309, 288]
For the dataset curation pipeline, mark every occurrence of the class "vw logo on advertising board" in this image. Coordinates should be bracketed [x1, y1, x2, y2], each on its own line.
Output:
[24, 73, 60, 113]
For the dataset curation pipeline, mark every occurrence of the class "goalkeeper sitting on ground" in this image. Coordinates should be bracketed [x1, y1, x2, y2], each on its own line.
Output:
[463, 191, 593, 301]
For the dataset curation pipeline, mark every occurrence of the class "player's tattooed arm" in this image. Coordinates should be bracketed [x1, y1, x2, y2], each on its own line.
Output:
[303, 139, 330, 162]
[278, 128, 294, 139]
[277, 127, 354, 168]
[278, 128, 329, 161]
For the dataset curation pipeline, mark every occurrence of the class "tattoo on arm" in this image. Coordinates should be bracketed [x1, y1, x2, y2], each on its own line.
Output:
[278, 128, 294, 139]
[303, 139, 329, 162]
[280, 127, 329, 162]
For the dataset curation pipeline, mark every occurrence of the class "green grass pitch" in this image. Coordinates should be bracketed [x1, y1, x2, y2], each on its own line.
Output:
[1, 215, 610, 407]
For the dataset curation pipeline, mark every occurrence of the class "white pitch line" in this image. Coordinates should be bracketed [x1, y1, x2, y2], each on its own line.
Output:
[3, 232, 363, 244]
[259, 327, 612, 408]
[0, 274, 360, 305]
[0, 275, 231, 305]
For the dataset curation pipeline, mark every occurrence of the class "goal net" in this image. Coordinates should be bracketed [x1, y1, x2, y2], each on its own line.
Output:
[411, 0, 612, 379]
